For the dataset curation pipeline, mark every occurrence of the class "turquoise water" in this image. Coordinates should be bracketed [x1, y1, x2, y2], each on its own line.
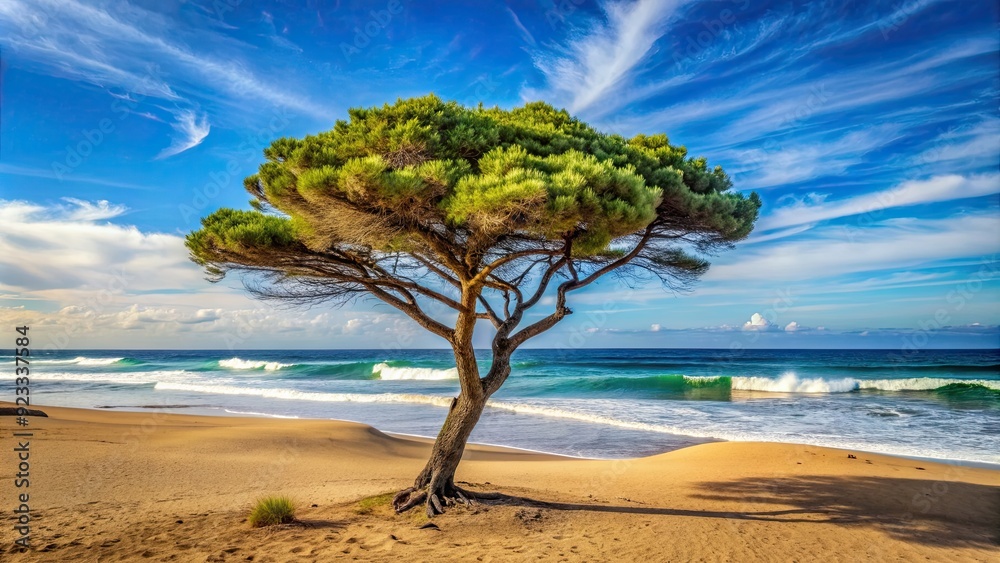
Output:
[17, 348, 1000, 463]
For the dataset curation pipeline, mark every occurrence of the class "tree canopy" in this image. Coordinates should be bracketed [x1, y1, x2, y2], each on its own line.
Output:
[187, 95, 759, 351]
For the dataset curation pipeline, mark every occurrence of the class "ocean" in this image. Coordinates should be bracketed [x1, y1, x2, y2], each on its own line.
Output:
[16, 348, 1000, 464]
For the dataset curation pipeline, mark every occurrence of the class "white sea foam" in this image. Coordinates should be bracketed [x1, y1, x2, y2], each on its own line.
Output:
[149, 381, 1000, 464]
[732, 373, 859, 393]
[858, 377, 1000, 391]
[372, 362, 457, 380]
[218, 357, 292, 371]
[729, 373, 1000, 393]
[32, 356, 124, 366]
[155, 382, 457, 407]
[29, 370, 190, 385]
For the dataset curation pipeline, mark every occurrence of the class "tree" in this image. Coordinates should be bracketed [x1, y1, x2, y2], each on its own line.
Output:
[186, 95, 760, 517]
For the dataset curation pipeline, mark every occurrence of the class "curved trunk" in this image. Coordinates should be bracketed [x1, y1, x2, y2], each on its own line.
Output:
[420, 393, 485, 488]
[392, 289, 516, 516]
[391, 386, 489, 515]
[392, 327, 498, 516]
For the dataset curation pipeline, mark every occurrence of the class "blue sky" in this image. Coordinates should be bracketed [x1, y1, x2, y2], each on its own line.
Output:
[1, 0, 998, 349]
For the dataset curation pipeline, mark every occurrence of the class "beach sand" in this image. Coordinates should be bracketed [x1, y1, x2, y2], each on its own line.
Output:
[1, 403, 997, 562]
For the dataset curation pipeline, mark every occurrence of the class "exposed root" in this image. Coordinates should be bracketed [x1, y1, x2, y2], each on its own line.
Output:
[393, 482, 502, 516]
[428, 493, 444, 517]
[391, 487, 427, 513]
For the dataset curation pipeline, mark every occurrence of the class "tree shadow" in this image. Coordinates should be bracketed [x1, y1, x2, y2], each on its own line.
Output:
[471, 475, 999, 549]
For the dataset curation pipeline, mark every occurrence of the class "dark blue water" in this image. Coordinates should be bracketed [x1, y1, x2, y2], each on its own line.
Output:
[16, 348, 1000, 462]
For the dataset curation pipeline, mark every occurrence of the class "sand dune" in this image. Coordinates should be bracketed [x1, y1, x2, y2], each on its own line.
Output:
[1, 403, 997, 562]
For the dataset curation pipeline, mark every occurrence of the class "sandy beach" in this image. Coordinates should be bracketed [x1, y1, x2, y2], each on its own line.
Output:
[1, 403, 997, 562]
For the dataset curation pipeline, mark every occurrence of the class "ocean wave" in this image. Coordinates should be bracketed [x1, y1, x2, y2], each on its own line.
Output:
[857, 378, 1000, 392]
[148, 381, 999, 463]
[730, 374, 859, 393]
[546, 373, 999, 396]
[32, 356, 128, 366]
[219, 357, 293, 371]
[154, 382, 456, 407]
[696, 374, 1000, 394]
[372, 362, 457, 381]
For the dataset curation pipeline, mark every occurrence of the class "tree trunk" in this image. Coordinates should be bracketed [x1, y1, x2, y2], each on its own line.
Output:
[391, 288, 502, 516]
[391, 390, 488, 516]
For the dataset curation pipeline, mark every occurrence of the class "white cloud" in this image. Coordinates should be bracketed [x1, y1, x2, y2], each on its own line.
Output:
[506, 7, 536, 46]
[0, 0, 329, 121]
[0, 198, 447, 347]
[784, 321, 800, 332]
[0, 198, 197, 294]
[709, 212, 1000, 282]
[760, 173, 1000, 231]
[524, 0, 685, 115]
[650, 323, 662, 332]
[60, 198, 128, 221]
[735, 124, 901, 188]
[156, 110, 211, 159]
[915, 116, 1000, 170]
[743, 312, 774, 331]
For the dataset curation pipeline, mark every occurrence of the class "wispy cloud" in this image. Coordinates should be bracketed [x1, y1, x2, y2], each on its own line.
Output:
[524, 0, 685, 115]
[0, 0, 330, 121]
[708, 212, 1000, 282]
[59, 198, 129, 221]
[0, 164, 159, 191]
[760, 173, 1000, 231]
[506, 7, 536, 47]
[156, 110, 211, 159]
[914, 116, 1000, 171]
[733, 124, 901, 188]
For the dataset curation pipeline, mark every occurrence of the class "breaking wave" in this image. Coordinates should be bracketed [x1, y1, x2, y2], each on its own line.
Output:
[218, 358, 293, 371]
[372, 362, 457, 380]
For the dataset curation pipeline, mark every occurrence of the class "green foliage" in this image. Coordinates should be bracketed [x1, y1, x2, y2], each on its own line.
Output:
[186, 94, 759, 287]
[186, 209, 298, 279]
[248, 495, 296, 527]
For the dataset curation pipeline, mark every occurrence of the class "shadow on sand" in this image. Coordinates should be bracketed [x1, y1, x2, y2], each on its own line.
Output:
[470, 475, 999, 549]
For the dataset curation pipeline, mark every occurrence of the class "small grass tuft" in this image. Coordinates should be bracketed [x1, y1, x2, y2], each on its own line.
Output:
[355, 492, 395, 515]
[248, 495, 296, 527]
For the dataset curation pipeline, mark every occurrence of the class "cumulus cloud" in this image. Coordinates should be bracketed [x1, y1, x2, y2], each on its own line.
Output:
[650, 323, 662, 332]
[0, 198, 197, 294]
[743, 312, 774, 331]
[785, 321, 800, 332]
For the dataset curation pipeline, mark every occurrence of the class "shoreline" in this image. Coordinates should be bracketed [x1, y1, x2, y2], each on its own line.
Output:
[2, 402, 998, 561]
[77, 401, 1000, 468]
